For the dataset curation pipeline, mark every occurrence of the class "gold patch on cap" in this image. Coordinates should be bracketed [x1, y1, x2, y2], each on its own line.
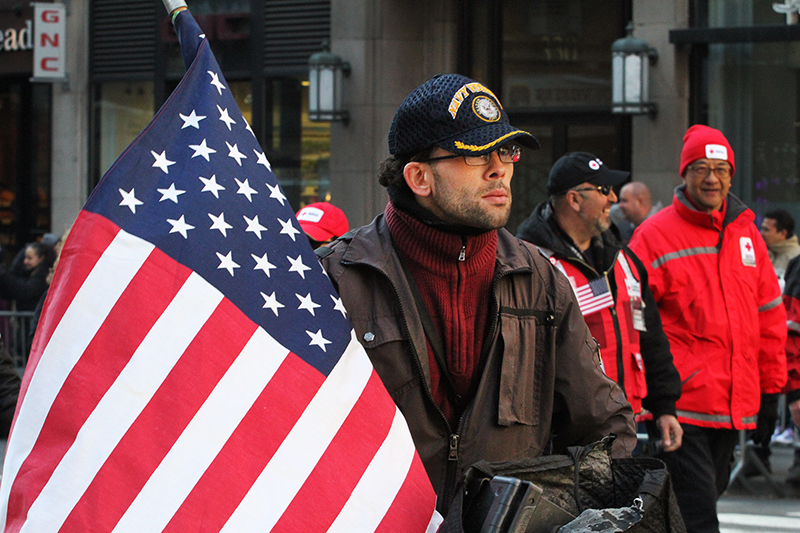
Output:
[473, 96, 500, 122]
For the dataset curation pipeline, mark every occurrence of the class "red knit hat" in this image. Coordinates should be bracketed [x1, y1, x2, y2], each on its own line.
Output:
[680, 125, 735, 177]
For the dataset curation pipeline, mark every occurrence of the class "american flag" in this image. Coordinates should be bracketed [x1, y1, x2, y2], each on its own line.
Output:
[574, 276, 615, 316]
[0, 10, 441, 533]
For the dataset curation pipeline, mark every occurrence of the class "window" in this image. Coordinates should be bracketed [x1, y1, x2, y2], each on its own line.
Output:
[692, 1, 800, 219]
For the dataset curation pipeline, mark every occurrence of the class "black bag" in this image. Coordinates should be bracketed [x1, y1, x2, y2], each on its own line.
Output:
[440, 436, 686, 533]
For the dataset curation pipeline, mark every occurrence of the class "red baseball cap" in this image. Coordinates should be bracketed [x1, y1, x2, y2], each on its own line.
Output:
[296, 202, 349, 242]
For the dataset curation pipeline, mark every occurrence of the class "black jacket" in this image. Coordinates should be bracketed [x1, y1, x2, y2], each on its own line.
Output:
[0, 265, 49, 311]
[516, 201, 681, 419]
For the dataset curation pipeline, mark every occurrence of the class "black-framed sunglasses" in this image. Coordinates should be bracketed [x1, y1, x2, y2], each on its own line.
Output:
[571, 184, 613, 196]
[419, 145, 521, 166]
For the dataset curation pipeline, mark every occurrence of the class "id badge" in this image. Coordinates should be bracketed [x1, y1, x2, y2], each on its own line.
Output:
[631, 298, 646, 332]
[625, 278, 641, 299]
[625, 278, 646, 331]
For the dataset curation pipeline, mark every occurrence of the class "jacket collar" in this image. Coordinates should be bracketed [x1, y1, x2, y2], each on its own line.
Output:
[341, 209, 532, 277]
[673, 184, 751, 231]
[515, 200, 623, 272]
[768, 234, 800, 256]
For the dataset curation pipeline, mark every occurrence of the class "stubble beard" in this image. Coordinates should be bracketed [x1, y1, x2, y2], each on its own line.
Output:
[431, 169, 512, 230]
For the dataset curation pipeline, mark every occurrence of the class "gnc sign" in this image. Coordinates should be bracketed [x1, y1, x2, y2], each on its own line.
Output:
[32, 2, 66, 81]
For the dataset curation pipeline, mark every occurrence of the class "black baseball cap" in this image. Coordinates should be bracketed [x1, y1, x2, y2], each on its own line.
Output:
[388, 74, 540, 157]
[546, 152, 630, 195]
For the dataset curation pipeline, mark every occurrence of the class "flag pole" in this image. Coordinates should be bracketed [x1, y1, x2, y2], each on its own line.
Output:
[162, 0, 188, 19]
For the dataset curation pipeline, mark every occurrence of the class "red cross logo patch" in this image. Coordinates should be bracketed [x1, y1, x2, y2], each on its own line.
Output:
[740, 237, 756, 267]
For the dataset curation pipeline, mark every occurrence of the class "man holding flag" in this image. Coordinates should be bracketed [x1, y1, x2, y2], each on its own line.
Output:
[0, 4, 441, 532]
[318, 75, 637, 518]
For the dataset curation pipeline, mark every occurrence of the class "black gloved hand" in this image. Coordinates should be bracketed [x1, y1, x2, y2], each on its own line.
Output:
[752, 393, 780, 447]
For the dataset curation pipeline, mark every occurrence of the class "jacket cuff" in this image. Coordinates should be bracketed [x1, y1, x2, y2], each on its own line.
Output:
[645, 401, 677, 420]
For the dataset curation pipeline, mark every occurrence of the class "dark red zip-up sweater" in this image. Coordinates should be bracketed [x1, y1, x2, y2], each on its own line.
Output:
[385, 201, 496, 423]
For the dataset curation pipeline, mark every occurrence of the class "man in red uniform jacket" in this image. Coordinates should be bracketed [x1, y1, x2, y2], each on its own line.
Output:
[630, 125, 787, 533]
[516, 152, 682, 452]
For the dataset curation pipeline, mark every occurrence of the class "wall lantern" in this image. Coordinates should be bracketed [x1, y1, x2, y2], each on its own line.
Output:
[308, 40, 350, 123]
[773, 1, 800, 25]
[611, 22, 658, 117]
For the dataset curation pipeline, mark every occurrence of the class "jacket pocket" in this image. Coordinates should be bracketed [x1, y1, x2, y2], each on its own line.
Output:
[350, 314, 420, 398]
[630, 351, 648, 401]
[497, 309, 551, 427]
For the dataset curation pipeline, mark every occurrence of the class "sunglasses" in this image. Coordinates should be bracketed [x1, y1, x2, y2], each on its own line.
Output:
[571, 184, 613, 196]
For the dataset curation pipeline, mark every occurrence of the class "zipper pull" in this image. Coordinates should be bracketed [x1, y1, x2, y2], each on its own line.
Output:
[458, 245, 466, 262]
[448, 434, 459, 461]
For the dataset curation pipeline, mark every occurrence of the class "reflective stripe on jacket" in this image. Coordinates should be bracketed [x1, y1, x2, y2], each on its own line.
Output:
[629, 186, 787, 430]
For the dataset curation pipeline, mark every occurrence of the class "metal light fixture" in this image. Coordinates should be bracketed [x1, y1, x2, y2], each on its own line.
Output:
[773, 1, 800, 25]
[308, 40, 350, 123]
[611, 22, 658, 117]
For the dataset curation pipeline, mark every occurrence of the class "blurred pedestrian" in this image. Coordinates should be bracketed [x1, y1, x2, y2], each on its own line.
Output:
[517, 152, 683, 454]
[611, 181, 663, 244]
[760, 208, 800, 283]
[629, 125, 787, 533]
[29, 226, 72, 348]
[0, 241, 55, 311]
[295, 202, 349, 249]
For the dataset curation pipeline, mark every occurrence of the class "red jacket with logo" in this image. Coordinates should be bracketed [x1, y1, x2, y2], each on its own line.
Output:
[629, 187, 787, 429]
[551, 253, 648, 412]
[517, 202, 680, 419]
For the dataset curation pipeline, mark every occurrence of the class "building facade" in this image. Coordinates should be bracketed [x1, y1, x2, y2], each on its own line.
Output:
[1, 0, 799, 256]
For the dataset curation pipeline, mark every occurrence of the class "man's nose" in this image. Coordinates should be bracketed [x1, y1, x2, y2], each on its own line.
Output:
[485, 151, 508, 178]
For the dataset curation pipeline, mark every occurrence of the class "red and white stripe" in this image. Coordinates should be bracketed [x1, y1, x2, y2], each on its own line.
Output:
[0, 211, 441, 532]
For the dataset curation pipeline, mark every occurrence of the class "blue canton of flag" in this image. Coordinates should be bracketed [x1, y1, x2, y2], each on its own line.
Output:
[92, 32, 351, 373]
[574, 276, 615, 316]
[0, 10, 440, 533]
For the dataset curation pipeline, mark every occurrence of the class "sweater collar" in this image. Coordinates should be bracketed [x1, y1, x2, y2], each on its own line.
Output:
[385, 200, 497, 270]
[516, 201, 622, 272]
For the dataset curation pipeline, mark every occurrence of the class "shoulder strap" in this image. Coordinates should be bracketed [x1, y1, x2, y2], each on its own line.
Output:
[313, 228, 357, 260]
[397, 258, 464, 409]
[519, 241, 561, 325]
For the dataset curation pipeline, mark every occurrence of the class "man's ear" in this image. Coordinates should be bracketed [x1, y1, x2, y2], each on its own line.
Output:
[403, 162, 433, 197]
[565, 190, 582, 213]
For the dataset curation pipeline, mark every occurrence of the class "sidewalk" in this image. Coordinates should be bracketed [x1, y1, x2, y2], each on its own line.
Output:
[724, 443, 800, 499]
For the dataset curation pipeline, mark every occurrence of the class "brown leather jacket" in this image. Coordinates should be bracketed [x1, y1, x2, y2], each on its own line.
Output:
[319, 214, 636, 514]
